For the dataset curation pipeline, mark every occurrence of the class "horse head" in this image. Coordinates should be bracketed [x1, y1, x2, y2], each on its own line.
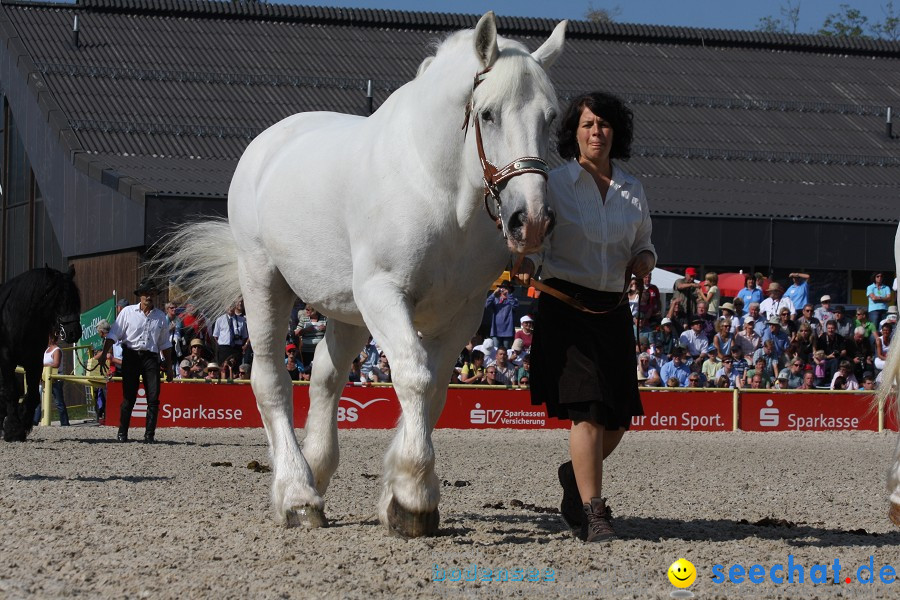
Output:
[54, 265, 83, 343]
[464, 12, 566, 254]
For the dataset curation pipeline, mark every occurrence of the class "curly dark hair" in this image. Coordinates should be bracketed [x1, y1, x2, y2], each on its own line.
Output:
[556, 91, 634, 161]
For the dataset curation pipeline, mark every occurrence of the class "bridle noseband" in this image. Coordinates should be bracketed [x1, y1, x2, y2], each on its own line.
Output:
[462, 67, 550, 238]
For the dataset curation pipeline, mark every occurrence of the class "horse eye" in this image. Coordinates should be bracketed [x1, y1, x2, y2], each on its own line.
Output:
[481, 110, 494, 123]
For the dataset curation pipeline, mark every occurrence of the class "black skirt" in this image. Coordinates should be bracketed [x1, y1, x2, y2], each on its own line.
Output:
[530, 278, 643, 429]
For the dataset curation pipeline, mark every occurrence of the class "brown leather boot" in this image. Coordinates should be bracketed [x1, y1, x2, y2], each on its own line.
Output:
[580, 497, 616, 542]
[557, 461, 584, 529]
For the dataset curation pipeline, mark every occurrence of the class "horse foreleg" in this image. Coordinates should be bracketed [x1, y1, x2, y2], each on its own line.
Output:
[239, 259, 324, 528]
[356, 289, 440, 537]
[3, 363, 37, 442]
[303, 321, 369, 495]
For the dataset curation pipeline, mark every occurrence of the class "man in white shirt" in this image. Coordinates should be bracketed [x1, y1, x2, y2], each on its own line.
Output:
[102, 278, 173, 443]
[212, 300, 249, 365]
[759, 282, 795, 320]
[679, 316, 709, 361]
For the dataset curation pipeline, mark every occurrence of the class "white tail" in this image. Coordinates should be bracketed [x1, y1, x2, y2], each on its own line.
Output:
[146, 218, 242, 321]
[876, 335, 900, 425]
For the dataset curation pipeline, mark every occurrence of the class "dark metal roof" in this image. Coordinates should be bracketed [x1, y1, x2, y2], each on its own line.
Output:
[2, 0, 899, 224]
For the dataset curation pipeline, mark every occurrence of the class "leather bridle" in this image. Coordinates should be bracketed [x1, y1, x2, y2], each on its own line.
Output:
[461, 67, 550, 238]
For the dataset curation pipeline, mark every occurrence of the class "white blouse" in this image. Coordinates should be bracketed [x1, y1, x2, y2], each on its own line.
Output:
[108, 304, 172, 354]
[531, 160, 656, 293]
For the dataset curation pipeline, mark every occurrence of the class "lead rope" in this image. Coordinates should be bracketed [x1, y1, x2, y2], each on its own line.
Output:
[508, 254, 633, 316]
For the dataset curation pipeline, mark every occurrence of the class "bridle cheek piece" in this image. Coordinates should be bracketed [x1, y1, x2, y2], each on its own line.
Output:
[461, 67, 550, 238]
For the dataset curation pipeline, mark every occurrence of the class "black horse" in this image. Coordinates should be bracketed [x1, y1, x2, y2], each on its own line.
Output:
[0, 266, 82, 441]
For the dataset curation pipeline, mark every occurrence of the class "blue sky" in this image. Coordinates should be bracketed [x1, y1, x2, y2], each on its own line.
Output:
[285, 1, 891, 33]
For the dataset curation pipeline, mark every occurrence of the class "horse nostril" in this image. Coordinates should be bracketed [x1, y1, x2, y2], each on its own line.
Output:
[508, 209, 526, 234]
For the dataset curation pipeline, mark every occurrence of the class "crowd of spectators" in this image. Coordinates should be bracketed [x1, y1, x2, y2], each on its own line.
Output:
[632, 269, 894, 390]
[110, 268, 893, 391]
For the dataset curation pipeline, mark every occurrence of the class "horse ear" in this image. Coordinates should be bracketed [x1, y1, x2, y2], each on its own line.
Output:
[416, 56, 435, 78]
[532, 20, 567, 70]
[473, 11, 499, 69]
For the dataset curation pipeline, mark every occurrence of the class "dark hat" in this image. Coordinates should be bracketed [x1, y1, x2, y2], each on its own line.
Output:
[690, 316, 703, 325]
[134, 278, 161, 296]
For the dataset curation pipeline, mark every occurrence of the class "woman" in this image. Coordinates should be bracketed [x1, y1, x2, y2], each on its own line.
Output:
[517, 91, 655, 542]
[700, 272, 720, 315]
[795, 323, 817, 365]
[778, 307, 797, 341]
[868, 272, 891, 327]
[295, 306, 327, 368]
[712, 319, 733, 357]
[875, 322, 893, 372]
[40, 333, 69, 426]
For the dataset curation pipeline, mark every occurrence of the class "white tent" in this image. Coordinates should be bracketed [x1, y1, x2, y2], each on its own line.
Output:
[649, 267, 681, 294]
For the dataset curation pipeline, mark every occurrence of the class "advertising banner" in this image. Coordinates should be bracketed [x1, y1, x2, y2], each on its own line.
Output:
[77, 297, 116, 376]
[740, 392, 879, 431]
[105, 383, 735, 431]
[630, 391, 734, 431]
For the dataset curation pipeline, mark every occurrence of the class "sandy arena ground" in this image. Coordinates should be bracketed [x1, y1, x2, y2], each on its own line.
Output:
[2, 425, 900, 599]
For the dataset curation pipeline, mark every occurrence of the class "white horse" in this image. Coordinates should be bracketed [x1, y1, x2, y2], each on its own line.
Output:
[157, 13, 566, 537]
[876, 224, 900, 527]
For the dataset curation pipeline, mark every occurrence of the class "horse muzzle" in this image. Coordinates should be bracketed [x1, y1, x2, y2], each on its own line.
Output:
[507, 207, 555, 253]
[58, 316, 83, 343]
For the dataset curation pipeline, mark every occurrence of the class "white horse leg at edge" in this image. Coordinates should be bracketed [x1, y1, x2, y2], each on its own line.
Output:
[153, 12, 566, 537]
[876, 223, 900, 526]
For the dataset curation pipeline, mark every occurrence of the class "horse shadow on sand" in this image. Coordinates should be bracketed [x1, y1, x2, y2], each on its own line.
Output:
[10, 473, 172, 483]
[445, 511, 900, 548]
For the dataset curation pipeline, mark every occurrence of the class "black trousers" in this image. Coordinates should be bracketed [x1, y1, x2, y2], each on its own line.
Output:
[119, 348, 161, 437]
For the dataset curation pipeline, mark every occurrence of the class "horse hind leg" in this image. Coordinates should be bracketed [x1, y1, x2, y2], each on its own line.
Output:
[238, 257, 324, 528]
[2, 365, 34, 442]
[302, 322, 368, 495]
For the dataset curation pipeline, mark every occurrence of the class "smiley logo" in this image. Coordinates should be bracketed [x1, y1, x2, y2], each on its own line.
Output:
[668, 558, 697, 588]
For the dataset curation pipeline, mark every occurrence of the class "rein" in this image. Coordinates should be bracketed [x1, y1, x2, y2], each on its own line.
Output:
[509, 254, 634, 316]
[461, 67, 550, 237]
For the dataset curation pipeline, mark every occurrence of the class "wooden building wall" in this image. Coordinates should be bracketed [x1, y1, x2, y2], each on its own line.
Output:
[69, 250, 147, 311]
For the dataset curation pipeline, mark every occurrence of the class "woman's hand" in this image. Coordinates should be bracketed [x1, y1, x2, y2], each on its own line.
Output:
[628, 251, 655, 279]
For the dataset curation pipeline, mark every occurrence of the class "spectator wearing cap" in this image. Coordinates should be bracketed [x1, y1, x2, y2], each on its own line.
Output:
[734, 315, 762, 356]
[659, 347, 691, 387]
[736, 273, 763, 309]
[185, 338, 208, 378]
[817, 319, 846, 382]
[672, 267, 701, 317]
[285, 353, 302, 381]
[484, 281, 519, 350]
[879, 305, 899, 330]
[205, 362, 222, 382]
[714, 356, 740, 388]
[178, 359, 193, 380]
[762, 316, 790, 357]
[833, 305, 853, 338]
[701, 345, 722, 383]
[784, 272, 810, 313]
[508, 338, 526, 368]
[719, 302, 739, 334]
[652, 317, 678, 361]
[831, 360, 859, 390]
[679, 316, 708, 361]
[867, 272, 892, 327]
[514, 315, 534, 350]
[813, 295, 834, 324]
[284, 343, 305, 373]
[637, 352, 661, 387]
[476, 338, 498, 365]
[759, 282, 795, 320]
[796, 303, 822, 338]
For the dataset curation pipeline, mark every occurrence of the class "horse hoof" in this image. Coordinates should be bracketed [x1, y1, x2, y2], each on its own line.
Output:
[387, 497, 439, 538]
[890, 502, 900, 527]
[285, 505, 327, 529]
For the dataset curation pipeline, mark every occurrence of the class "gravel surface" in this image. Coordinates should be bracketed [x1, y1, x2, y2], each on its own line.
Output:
[2, 425, 900, 599]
